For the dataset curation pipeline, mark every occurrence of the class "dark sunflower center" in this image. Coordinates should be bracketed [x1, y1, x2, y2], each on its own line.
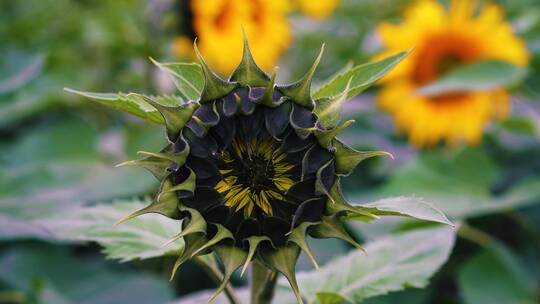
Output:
[242, 155, 273, 188]
[214, 137, 295, 217]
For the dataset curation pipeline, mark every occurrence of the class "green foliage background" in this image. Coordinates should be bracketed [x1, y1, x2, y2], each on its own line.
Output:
[1, 0, 539, 303]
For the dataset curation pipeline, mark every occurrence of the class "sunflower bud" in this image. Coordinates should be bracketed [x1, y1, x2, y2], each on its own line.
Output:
[68, 34, 390, 304]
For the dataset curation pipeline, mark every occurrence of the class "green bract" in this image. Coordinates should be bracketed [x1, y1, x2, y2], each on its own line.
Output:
[67, 37, 403, 304]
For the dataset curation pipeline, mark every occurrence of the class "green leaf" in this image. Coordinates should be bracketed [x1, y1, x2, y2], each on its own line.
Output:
[64, 89, 165, 124]
[293, 226, 456, 303]
[0, 244, 174, 304]
[458, 243, 537, 304]
[353, 197, 453, 226]
[313, 51, 409, 100]
[150, 58, 205, 100]
[36, 200, 184, 262]
[416, 60, 526, 96]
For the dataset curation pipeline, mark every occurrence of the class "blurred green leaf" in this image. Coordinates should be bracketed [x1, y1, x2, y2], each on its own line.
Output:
[0, 0, 154, 126]
[0, 51, 71, 127]
[0, 117, 158, 241]
[292, 226, 455, 304]
[0, 52, 43, 93]
[313, 51, 409, 99]
[0, 82, 65, 128]
[458, 243, 537, 304]
[417, 60, 526, 96]
[371, 147, 540, 219]
[0, 244, 174, 304]
[37, 200, 184, 262]
[498, 116, 537, 136]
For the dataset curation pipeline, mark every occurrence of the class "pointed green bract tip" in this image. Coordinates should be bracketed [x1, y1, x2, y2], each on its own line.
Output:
[129, 93, 199, 141]
[210, 245, 248, 302]
[259, 67, 281, 107]
[261, 244, 304, 304]
[288, 222, 320, 270]
[314, 76, 353, 130]
[315, 119, 355, 148]
[191, 224, 233, 257]
[311, 216, 366, 254]
[114, 158, 171, 180]
[170, 234, 207, 281]
[194, 40, 237, 103]
[279, 44, 325, 110]
[230, 30, 270, 87]
[326, 178, 380, 221]
[161, 207, 207, 248]
[333, 139, 393, 176]
[115, 179, 181, 225]
[241, 236, 271, 277]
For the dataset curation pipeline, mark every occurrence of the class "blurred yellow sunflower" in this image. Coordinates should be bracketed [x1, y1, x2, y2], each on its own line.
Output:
[174, 0, 291, 75]
[294, 0, 340, 20]
[376, 0, 529, 147]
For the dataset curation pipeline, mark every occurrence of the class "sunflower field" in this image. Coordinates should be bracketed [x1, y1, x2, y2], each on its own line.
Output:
[1, 0, 540, 303]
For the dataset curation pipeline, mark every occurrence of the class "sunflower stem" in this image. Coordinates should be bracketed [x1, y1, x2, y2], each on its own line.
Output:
[457, 222, 494, 248]
[193, 255, 241, 304]
[251, 260, 278, 304]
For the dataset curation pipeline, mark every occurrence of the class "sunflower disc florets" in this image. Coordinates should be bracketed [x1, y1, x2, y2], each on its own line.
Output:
[70, 35, 391, 304]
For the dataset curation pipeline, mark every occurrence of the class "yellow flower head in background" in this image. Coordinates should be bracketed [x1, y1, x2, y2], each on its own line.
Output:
[176, 0, 291, 75]
[295, 0, 341, 20]
[376, 0, 529, 147]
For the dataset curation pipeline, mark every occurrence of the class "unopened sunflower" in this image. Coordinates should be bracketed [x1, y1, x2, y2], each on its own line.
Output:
[376, 0, 529, 147]
[174, 0, 291, 75]
[68, 37, 393, 303]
